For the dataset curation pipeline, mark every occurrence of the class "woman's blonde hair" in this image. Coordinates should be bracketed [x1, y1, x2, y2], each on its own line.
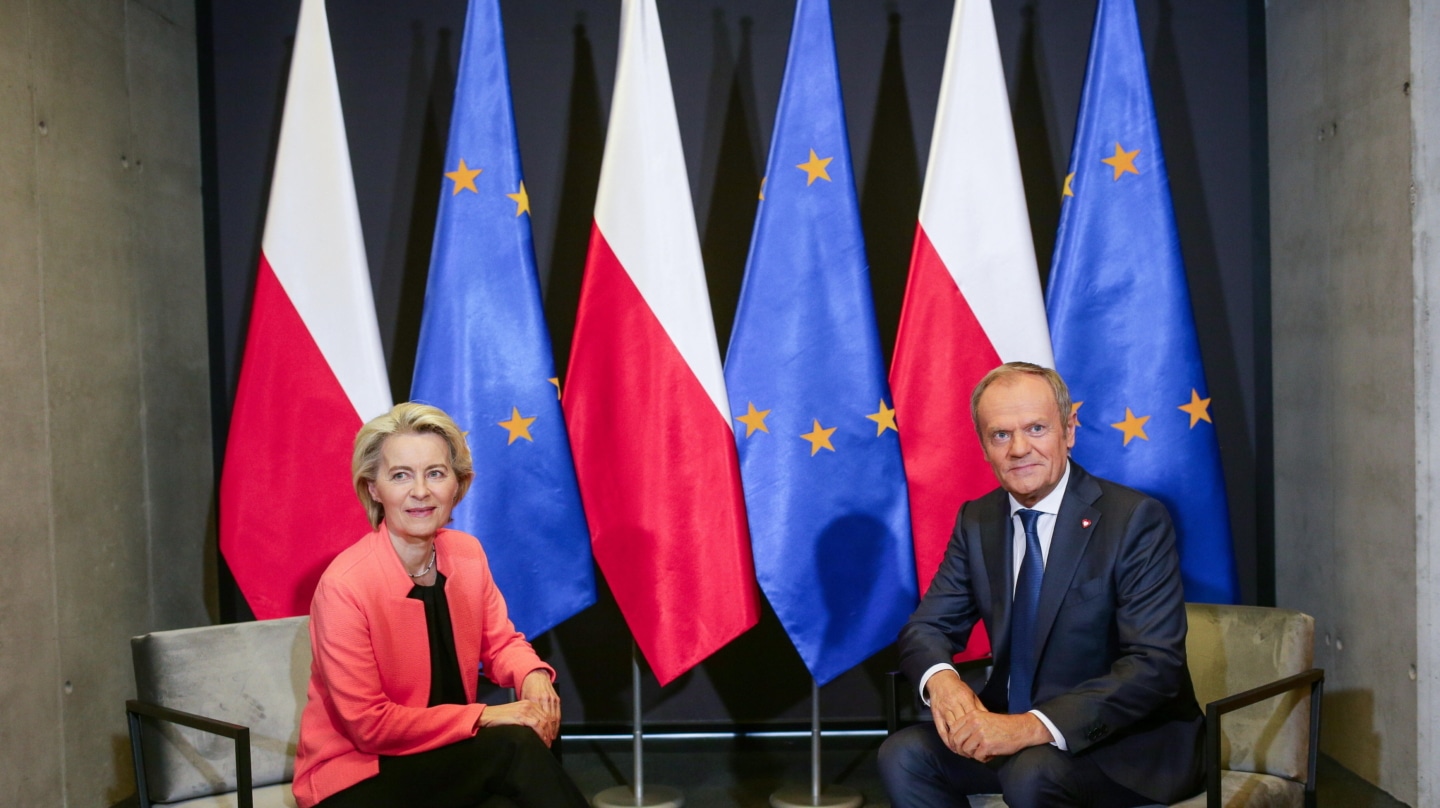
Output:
[351, 402, 475, 528]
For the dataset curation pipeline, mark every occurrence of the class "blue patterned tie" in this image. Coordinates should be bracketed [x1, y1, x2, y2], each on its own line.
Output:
[1009, 509, 1044, 713]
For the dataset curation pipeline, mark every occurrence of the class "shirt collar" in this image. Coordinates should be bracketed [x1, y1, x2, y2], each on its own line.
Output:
[1008, 459, 1072, 517]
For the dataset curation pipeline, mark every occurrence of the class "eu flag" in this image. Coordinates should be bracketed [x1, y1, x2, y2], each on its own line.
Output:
[1046, 0, 1239, 604]
[411, 0, 595, 636]
[724, 0, 917, 685]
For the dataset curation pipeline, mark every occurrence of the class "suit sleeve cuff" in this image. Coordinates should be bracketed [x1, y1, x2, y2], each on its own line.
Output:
[918, 663, 958, 706]
[1029, 709, 1067, 750]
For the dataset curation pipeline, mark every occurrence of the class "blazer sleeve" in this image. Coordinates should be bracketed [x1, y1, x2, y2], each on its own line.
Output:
[472, 558, 554, 689]
[898, 500, 985, 688]
[309, 574, 485, 757]
[1033, 496, 1192, 754]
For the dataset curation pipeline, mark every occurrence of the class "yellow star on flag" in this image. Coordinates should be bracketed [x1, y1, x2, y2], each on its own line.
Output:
[497, 407, 537, 445]
[506, 181, 530, 216]
[1071, 401, 1083, 428]
[865, 400, 898, 436]
[1063, 172, 1075, 198]
[1179, 389, 1212, 428]
[735, 402, 771, 438]
[1110, 408, 1150, 446]
[759, 177, 767, 200]
[796, 149, 833, 186]
[548, 378, 561, 399]
[445, 159, 483, 195]
[800, 419, 837, 456]
[1101, 142, 1140, 181]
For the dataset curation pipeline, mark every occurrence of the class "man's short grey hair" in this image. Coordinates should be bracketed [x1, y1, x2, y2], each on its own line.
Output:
[969, 362, 1074, 439]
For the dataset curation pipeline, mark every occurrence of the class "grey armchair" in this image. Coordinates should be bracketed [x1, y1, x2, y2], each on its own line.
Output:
[126, 616, 310, 808]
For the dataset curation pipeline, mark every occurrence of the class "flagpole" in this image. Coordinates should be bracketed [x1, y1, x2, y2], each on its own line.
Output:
[811, 681, 820, 803]
[635, 647, 643, 803]
[767, 678, 862, 808]
[592, 644, 683, 808]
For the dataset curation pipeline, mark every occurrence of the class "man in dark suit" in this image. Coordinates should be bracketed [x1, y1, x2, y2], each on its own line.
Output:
[879, 362, 1203, 807]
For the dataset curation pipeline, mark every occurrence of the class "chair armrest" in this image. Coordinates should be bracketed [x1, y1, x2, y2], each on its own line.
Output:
[1203, 668, 1324, 808]
[126, 699, 254, 808]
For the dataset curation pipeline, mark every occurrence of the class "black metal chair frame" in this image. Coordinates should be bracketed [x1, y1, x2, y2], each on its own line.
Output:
[1204, 668, 1324, 808]
[126, 698, 254, 808]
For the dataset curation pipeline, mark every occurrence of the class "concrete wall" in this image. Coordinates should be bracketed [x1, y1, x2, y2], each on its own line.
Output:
[1412, 2, 1440, 803]
[0, 0, 210, 804]
[1269, 1, 1419, 803]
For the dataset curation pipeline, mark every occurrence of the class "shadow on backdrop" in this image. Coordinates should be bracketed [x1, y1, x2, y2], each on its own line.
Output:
[1320, 689, 1381, 787]
[545, 18, 605, 384]
[535, 572, 633, 724]
[1012, 1, 1062, 284]
[385, 25, 455, 402]
[702, 11, 761, 355]
[859, 10, 920, 368]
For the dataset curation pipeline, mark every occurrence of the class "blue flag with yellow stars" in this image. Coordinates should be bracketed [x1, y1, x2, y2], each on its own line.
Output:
[1046, 0, 1239, 604]
[411, 0, 594, 637]
[724, 0, 918, 685]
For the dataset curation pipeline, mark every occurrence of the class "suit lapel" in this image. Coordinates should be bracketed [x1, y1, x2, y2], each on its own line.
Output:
[979, 490, 1014, 661]
[1032, 464, 1102, 662]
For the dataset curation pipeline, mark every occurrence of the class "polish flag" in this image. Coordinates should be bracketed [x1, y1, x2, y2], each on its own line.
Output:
[891, 0, 1053, 654]
[219, 0, 391, 619]
[563, 0, 759, 686]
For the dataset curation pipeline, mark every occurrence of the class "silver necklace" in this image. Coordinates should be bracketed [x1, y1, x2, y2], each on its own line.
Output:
[408, 546, 437, 579]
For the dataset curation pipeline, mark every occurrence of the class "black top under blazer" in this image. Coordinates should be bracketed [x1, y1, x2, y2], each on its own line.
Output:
[898, 461, 1204, 804]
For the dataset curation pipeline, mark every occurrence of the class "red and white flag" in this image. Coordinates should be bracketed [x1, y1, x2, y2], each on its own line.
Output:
[891, 0, 1053, 654]
[563, 0, 759, 686]
[219, 0, 391, 619]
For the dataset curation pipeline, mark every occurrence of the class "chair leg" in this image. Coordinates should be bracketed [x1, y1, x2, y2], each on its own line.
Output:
[126, 708, 152, 808]
[1305, 676, 1324, 808]
[885, 671, 902, 734]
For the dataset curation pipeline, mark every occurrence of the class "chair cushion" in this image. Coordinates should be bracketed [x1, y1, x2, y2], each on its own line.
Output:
[152, 782, 297, 808]
[131, 617, 311, 802]
[1169, 771, 1304, 807]
[1185, 604, 1314, 782]
[966, 770, 1301, 807]
[963, 794, 1161, 808]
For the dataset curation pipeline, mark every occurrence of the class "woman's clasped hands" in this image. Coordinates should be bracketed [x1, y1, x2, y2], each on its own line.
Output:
[476, 669, 562, 746]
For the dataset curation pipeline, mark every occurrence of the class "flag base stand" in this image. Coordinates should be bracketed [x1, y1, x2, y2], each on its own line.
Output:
[594, 646, 684, 808]
[767, 785, 862, 808]
[592, 785, 685, 808]
[767, 679, 864, 808]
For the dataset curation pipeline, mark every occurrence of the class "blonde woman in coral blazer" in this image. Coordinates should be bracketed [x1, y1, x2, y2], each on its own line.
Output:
[292, 403, 589, 808]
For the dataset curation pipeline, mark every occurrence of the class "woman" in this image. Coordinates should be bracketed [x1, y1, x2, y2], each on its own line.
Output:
[292, 402, 589, 808]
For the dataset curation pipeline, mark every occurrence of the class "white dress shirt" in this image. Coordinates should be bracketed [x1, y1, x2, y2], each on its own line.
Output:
[917, 461, 1072, 750]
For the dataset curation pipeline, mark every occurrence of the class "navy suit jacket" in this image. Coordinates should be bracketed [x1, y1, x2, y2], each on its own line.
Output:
[898, 462, 1203, 803]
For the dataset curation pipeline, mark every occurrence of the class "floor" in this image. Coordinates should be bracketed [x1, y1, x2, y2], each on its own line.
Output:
[108, 728, 1411, 807]
[559, 731, 1410, 808]
[562, 732, 891, 808]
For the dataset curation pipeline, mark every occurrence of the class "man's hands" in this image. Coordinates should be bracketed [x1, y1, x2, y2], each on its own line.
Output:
[926, 670, 1053, 762]
[927, 669, 986, 745]
[476, 669, 561, 746]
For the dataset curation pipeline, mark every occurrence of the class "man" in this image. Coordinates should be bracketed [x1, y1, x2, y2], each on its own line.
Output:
[879, 362, 1203, 807]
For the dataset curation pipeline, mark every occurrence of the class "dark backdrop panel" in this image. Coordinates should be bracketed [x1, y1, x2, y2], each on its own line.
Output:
[202, 0, 1268, 727]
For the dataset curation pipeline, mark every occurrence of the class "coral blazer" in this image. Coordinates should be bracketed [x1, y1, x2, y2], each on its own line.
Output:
[292, 526, 553, 808]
